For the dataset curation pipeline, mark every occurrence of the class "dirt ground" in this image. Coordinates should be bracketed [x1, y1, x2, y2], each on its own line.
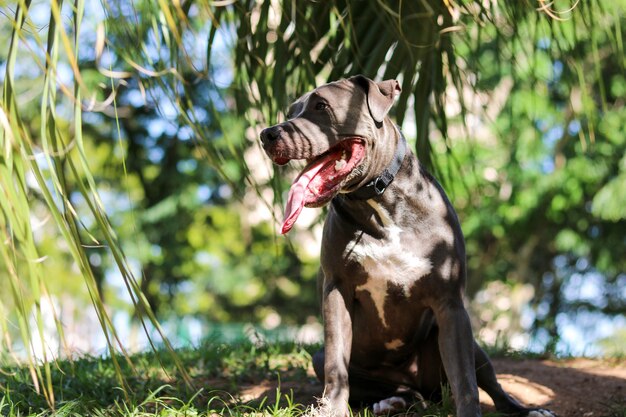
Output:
[482, 358, 626, 416]
[236, 357, 626, 416]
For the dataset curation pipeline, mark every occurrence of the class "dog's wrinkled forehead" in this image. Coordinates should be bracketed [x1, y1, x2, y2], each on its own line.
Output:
[286, 92, 310, 118]
[286, 80, 362, 120]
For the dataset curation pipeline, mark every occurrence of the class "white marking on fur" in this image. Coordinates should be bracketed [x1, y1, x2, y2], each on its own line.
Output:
[350, 201, 432, 326]
[372, 396, 407, 415]
[384, 338, 404, 350]
[355, 278, 389, 327]
[366, 200, 394, 226]
[439, 256, 453, 281]
[527, 410, 556, 417]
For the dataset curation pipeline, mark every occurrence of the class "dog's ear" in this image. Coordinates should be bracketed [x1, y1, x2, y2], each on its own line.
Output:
[350, 75, 401, 123]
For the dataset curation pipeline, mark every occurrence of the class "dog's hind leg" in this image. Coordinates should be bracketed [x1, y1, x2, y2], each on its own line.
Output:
[312, 349, 425, 413]
[474, 342, 527, 413]
[474, 342, 555, 417]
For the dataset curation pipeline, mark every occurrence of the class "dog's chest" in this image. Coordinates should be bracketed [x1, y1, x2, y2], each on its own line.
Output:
[343, 201, 432, 327]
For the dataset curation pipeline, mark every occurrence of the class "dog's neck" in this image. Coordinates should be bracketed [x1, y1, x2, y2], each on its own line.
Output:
[331, 137, 425, 237]
[330, 133, 453, 240]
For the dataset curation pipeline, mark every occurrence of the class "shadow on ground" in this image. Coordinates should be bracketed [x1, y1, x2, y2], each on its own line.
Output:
[227, 358, 626, 416]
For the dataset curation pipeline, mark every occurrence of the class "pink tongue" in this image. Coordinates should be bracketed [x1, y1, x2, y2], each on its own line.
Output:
[281, 159, 328, 234]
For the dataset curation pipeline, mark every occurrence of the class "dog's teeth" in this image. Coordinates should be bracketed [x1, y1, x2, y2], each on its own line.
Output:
[335, 159, 347, 171]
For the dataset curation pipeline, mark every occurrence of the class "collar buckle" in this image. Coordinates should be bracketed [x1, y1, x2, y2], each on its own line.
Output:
[373, 177, 386, 195]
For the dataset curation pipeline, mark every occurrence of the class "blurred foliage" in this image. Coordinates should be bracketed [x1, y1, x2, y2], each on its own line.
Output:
[598, 327, 626, 357]
[0, 0, 624, 392]
[445, 2, 626, 350]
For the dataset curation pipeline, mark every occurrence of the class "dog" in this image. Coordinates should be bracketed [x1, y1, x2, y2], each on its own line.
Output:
[260, 75, 555, 417]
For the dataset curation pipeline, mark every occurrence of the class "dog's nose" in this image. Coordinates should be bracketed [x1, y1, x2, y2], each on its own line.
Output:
[260, 126, 280, 145]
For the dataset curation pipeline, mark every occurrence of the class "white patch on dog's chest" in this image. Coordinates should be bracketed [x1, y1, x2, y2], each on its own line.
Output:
[349, 201, 432, 327]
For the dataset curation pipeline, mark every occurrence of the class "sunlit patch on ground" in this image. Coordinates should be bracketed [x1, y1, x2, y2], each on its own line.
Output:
[480, 358, 626, 416]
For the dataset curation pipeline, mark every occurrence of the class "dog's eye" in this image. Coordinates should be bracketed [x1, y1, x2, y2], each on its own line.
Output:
[315, 102, 328, 111]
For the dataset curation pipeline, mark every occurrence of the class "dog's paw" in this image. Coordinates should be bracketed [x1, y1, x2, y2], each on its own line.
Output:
[372, 396, 407, 415]
[526, 409, 557, 417]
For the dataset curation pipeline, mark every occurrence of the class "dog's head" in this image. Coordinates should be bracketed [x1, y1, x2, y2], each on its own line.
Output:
[260, 75, 401, 233]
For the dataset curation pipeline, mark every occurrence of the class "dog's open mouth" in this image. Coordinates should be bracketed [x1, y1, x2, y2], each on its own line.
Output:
[281, 138, 366, 234]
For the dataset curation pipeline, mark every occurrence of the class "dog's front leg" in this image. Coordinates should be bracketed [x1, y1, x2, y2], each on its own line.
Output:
[434, 300, 481, 417]
[322, 282, 353, 417]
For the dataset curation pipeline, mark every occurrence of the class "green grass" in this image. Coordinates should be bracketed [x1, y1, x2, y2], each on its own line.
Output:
[13, 340, 626, 417]
[478, 340, 555, 362]
[0, 341, 316, 416]
[603, 401, 626, 417]
[0, 341, 477, 417]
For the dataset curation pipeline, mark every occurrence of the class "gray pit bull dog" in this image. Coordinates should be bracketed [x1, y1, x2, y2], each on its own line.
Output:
[259, 75, 555, 417]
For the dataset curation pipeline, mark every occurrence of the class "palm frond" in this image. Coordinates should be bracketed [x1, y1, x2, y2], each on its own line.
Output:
[1, 0, 623, 408]
[1, 0, 195, 406]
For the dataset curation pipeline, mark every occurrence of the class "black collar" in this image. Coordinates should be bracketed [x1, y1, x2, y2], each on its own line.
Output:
[341, 129, 407, 201]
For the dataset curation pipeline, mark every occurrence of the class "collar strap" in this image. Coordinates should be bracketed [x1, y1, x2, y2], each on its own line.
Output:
[344, 129, 407, 201]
